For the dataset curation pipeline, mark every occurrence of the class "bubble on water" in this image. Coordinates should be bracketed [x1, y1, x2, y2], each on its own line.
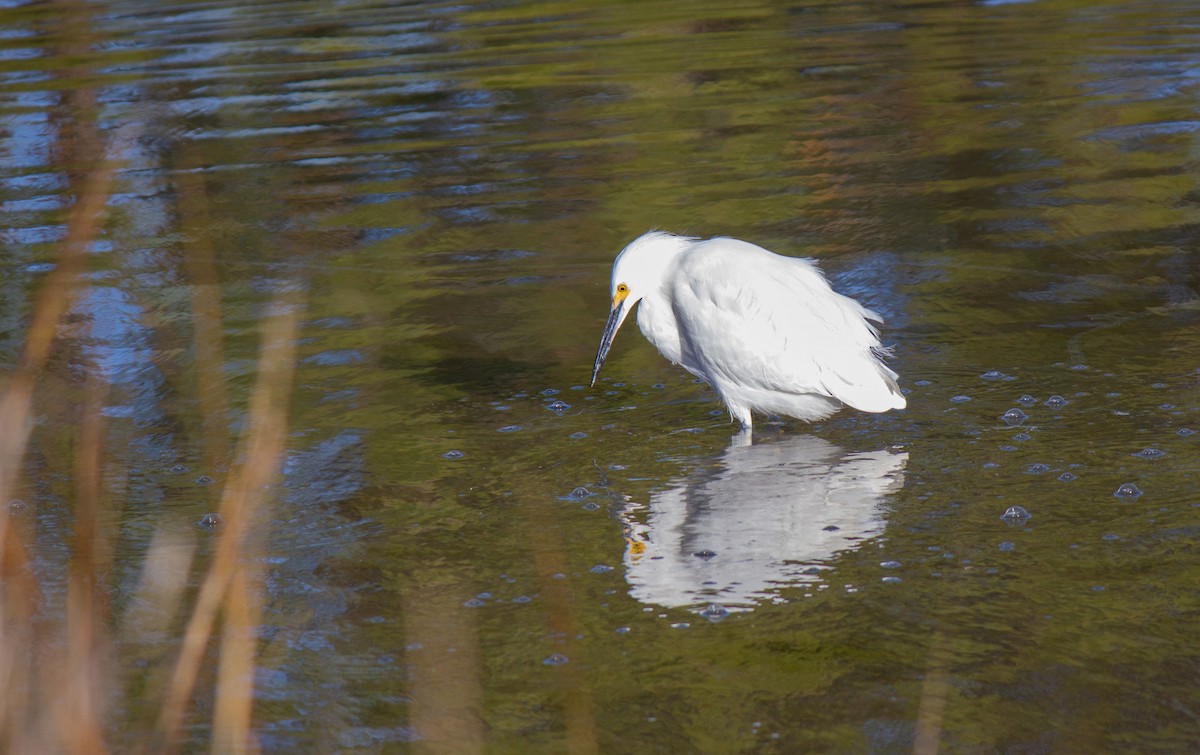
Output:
[879, 560, 902, 569]
[1025, 463, 1050, 474]
[1012, 433, 1032, 442]
[581, 502, 600, 511]
[169, 464, 188, 474]
[546, 400, 570, 413]
[699, 603, 729, 622]
[1151, 382, 1167, 389]
[543, 653, 569, 666]
[589, 564, 613, 574]
[615, 626, 630, 634]
[197, 512, 222, 530]
[1070, 364, 1088, 371]
[1092, 585, 1106, 592]
[566, 486, 589, 499]
[476, 592, 492, 600]
[493, 404, 511, 411]
[512, 595, 531, 604]
[1017, 394, 1038, 406]
[998, 541, 1016, 552]
[914, 379, 932, 387]
[881, 576, 902, 584]
[1114, 483, 1142, 500]
[1134, 448, 1166, 460]
[442, 450, 464, 460]
[1044, 395, 1068, 408]
[463, 598, 485, 608]
[1000, 505, 1030, 524]
[692, 549, 718, 560]
[652, 383, 665, 389]
[569, 432, 588, 439]
[949, 395, 972, 403]
[999, 444, 1018, 452]
[1160, 403, 1176, 411]
[541, 388, 560, 396]
[195, 475, 214, 486]
[1102, 534, 1121, 541]
[983, 461, 1000, 469]
[670, 622, 691, 629]
[1001, 408, 1028, 426]
[981, 370, 1007, 380]
[1057, 472, 1077, 482]
[498, 425, 522, 433]
[1177, 427, 1196, 437]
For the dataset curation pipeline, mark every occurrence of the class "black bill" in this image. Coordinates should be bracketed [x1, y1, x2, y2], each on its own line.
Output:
[590, 300, 625, 386]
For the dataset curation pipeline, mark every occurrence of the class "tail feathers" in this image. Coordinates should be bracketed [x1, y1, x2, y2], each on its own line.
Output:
[824, 355, 906, 414]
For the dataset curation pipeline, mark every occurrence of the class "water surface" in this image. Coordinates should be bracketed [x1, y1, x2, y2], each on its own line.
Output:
[3, 0, 1200, 751]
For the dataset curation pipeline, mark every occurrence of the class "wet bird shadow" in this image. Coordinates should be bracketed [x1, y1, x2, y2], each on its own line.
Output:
[619, 434, 907, 612]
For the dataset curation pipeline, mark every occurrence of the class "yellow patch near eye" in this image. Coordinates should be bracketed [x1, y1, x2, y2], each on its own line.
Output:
[613, 283, 630, 305]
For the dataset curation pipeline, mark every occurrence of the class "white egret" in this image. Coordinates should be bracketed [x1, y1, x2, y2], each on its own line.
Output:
[590, 231, 905, 429]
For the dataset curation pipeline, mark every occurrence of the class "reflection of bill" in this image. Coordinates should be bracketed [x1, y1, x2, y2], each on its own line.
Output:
[620, 435, 907, 612]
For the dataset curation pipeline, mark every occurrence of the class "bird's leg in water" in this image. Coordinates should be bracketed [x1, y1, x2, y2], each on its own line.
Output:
[730, 405, 753, 430]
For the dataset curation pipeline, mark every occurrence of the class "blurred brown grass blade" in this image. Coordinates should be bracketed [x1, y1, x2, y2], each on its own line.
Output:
[0, 135, 115, 754]
[404, 584, 485, 755]
[59, 376, 112, 755]
[0, 0, 114, 558]
[177, 148, 232, 471]
[0, 515, 36, 753]
[913, 628, 952, 755]
[213, 566, 263, 755]
[151, 298, 302, 754]
[0, 160, 115, 554]
[526, 526, 600, 755]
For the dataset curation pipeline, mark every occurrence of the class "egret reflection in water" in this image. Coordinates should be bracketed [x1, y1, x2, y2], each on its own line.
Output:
[620, 434, 907, 611]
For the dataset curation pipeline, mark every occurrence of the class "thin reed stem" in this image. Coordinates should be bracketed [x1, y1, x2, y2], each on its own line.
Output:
[151, 300, 302, 753]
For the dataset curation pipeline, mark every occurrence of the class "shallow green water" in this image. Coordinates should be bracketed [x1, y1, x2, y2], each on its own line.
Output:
[4, 0, 1200, 750]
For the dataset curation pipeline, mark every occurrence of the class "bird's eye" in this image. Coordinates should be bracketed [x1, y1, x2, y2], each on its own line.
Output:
[617, 283, 628, 294]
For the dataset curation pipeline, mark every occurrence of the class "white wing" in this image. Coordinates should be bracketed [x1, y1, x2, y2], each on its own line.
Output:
[666, 239, 904, 413]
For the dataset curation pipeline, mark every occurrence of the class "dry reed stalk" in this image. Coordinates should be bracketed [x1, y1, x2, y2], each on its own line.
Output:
[212, 565, 264, 755]
[177, 151, 232, 471]
[0, 133, 115, 755]
[404, 585, 485, 755]
[0, 160, 115, 559]
[151, 299, 301, 753]
[913, 629, 952, 755]
[0, 519, 36, 753]
[525, 527, 600, 755]
[190, 146, 264, 752]
[58, 377, 111, 755]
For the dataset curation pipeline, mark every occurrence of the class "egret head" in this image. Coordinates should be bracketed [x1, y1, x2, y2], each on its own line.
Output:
[590, 231, 693, 386]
